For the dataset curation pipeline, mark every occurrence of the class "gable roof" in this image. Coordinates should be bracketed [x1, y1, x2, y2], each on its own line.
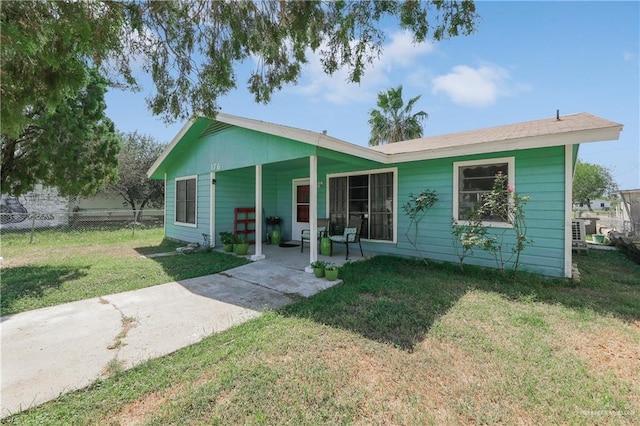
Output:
[148, 112, 622, 178]
[370, 112, 623, 162]
[147, 113, 386, 178]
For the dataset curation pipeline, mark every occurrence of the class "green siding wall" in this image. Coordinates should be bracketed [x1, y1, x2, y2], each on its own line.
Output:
[273, 166, 311, 241]
[166, 127, 316, 176]
[379, 146, 566, 277]
[165, 172, 211, 244]
[162, 126, 569, 277]
[214, 168, 256, 245]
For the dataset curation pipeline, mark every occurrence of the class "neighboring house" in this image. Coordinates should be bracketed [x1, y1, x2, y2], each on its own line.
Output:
[147, 112, 622, 278]
[573, 199, 612, 211]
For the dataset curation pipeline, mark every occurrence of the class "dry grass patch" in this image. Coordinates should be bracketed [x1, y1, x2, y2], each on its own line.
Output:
[563, 321, 640, 380]
[111, 392, 167, 426]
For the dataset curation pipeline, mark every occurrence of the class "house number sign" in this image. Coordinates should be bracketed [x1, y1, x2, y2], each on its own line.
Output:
[210, 163, 221, 171]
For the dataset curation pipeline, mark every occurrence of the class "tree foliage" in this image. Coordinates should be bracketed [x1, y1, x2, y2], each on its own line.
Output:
[573, 160, 617, 211]
[368, 85, 428, 146]
[1, 0, 478, 194]
[0, 1, 135, 140]
[2, 0, 478, 127]
[1, 70, 120, 196]
[108, 132, 165, 220]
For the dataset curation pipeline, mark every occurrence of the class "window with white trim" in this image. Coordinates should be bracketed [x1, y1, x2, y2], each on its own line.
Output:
[453, 158, 514, 225]
[175, 176, 197, 225]
[328, 169, 395, 241]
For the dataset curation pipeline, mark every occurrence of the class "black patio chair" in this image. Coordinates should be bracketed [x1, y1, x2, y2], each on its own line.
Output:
[301, 218, 329, 253]
[329, 217, 363, 260]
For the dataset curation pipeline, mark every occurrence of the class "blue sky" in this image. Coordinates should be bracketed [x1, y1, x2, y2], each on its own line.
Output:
[105, 1, 639, 190]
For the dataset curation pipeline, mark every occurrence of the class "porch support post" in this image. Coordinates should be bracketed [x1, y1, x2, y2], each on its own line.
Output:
[210, 171, 216, 248]
[251, 164, 265, 261]
[305, 155, 318, 273]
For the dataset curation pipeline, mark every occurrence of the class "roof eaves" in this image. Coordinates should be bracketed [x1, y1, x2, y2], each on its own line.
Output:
[147, 118, 198, 178]
[389, 124, 622, 163]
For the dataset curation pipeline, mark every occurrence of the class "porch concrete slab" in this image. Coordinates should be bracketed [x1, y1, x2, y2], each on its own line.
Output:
[225, 261, 343, 297]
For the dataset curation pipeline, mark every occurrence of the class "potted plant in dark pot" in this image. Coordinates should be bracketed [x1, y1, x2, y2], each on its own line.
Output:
[234, 235, 249, 255]
[310, 260, 327, 278]
[324, 263, 339, 281]
[219, 231, 235, 253]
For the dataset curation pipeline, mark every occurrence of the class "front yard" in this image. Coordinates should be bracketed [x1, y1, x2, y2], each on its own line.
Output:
[2, 230, 638, 425]
[0, 228, 248, 316]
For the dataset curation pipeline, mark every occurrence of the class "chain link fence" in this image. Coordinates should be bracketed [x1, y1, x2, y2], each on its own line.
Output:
[0, 209, 164, 243]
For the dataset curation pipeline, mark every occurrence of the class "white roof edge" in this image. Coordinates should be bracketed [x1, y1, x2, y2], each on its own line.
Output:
[390, 126, 622, 163]
[147, 118, 197, 177]
[148, 112, 622, 176]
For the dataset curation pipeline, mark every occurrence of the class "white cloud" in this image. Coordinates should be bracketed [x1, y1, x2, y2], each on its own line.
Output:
[293, 31, 435, 105]
[377, 31, 435, 70]
[431, 64, 528, 108]
[623, 51, 637, 61]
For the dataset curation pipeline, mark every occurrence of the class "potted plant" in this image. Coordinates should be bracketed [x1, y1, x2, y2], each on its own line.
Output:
[234, 235, 249, 255]
[311, 260, 327, 278]
[324, 263, 339, 281]
[270, 229, 282, 245]
[320, 236, 332, 256]
[266, 216, 282, 245]
[219, 231, 235, 252]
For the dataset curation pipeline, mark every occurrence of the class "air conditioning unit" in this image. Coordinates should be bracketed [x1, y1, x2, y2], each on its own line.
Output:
[572, 219, 588, 253]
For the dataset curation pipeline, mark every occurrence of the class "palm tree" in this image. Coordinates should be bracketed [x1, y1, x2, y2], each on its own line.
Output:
[368, 85, 428, 146]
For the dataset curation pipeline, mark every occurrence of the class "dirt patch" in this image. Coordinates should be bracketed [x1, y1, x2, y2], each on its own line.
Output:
[108, 370, 221, 425]
[111, 390, 169, 426]
[313, 333, 494, 425]
[552, 318, 640, 415]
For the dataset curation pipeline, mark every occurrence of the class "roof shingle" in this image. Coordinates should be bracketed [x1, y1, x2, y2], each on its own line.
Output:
[370, 112, 623, 155]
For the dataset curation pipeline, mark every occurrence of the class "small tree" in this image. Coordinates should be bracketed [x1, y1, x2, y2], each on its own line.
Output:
[402, 189, 438, 266]
[479, 173, 531, 275]
[1, 69, 120, 196]
[108, 132, 165, 222]
[452, 173, 531, 276]
[573, 160, 617, 211]
[451, 215, 495, 273]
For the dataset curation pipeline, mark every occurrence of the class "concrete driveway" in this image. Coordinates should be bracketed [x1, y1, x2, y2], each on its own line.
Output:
[1, 262, 340, 418]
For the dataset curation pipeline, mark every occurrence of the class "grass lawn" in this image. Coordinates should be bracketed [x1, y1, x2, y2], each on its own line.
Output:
[1, 227, 249, 316]
[4, 250, 638, 425]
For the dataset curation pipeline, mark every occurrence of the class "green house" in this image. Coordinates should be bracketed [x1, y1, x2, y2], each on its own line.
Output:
[147, 112, 622, 278]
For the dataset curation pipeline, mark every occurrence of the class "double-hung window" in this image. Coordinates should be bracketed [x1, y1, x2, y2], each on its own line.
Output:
[453, 157, 514, 226]
[328, 168, 396, 242]
[175, 176, 197, 226]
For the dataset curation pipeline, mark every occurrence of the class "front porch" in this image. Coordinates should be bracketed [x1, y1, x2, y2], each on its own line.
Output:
[221, 240, 368, 272]
[209, 241, 368, 300]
